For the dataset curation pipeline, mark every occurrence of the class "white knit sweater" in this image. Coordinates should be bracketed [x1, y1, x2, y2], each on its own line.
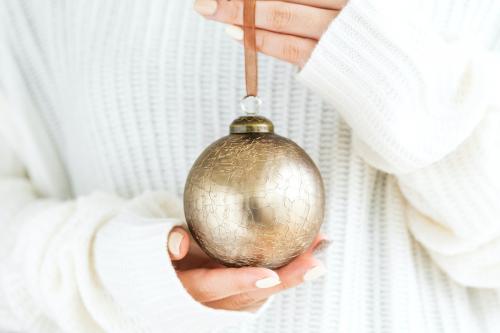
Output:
[1, 0, 500, 332]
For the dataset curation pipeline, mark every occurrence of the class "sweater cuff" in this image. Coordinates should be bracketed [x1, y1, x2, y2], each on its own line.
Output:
[408, 207, 500, 289]
[93, 191, 267, 333]
[297, 0, 500, 174]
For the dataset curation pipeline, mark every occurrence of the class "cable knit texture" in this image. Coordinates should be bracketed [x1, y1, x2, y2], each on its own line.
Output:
[1, 0, 500, 332]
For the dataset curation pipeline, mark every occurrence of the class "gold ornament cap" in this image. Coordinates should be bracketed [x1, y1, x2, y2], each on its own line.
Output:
[230, 116, 274, 134]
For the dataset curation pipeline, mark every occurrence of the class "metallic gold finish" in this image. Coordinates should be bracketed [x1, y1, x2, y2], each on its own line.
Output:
[230, 115, 274, 134]
[184, 116, 325, 269]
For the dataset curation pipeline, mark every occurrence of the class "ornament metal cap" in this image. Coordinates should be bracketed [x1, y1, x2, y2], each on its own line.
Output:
[230, 115, 274, 134]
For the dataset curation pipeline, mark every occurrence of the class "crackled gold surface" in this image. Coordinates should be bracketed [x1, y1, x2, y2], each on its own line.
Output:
[184, 127, 325, 269]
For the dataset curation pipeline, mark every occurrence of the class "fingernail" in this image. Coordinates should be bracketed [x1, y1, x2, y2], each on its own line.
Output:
[303, 264, 327, 282]
[255, 276, 281, 289]
[194, 0, 218, 16]
[313, 239, 332, 255]
[225, 25, 244, 41]
[168, 231, 184, 257]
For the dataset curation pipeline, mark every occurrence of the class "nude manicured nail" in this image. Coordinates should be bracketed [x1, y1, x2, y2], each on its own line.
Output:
[255, 276, 281, 289]
[225, 25, 244, 41]
[168, 231, 184, 257]
[303, 264, 327, 282]
[194, 0, 218, 16]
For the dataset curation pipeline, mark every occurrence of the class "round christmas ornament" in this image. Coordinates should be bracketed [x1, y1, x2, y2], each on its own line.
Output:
[184, 0, 325, 269]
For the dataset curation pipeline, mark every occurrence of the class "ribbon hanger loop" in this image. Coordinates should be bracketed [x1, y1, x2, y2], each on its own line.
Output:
[243, 0, 258, 98]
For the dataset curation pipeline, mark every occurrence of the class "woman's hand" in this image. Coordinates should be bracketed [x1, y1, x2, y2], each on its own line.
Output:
[167, 227, 328, 312]
[194, 0, 345, 67]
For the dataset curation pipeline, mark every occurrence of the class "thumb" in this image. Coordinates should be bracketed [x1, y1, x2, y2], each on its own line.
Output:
[168, 227, 191, 261]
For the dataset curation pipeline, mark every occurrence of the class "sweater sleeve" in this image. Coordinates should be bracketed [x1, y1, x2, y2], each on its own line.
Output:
[297, 0, 500, 288]
[0, 126, 265, 332]
[297, 0, 500, 174]
[399, 110, 500, 288]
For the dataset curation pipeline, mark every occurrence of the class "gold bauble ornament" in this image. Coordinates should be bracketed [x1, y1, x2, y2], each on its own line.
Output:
[184, 0, 324, 269]
[184, 110, 325, 269]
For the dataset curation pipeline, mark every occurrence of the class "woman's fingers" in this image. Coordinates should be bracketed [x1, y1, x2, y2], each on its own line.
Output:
[172, 228, 329, 310]
[177, 266, 281, 302]
[205, 253, 324, 310]
[225, 25, 316, 67]
[194, 0, 337, 40]
[167, 227, 191, 261]
[204, 235, 327, 310]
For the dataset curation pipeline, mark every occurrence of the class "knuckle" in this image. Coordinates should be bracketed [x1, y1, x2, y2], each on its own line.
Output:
[281, 42, 303, 64]
[253, 299, 267, 307]
[231, 293, 259, 308]
[241, 299, 268, 312]
[267, 5, 293, 30]
[193, 287, 218, 301]
[194, 272, 222, 301]
[249, 299, 267, 310]
[196, 285, 220, 302]
[227, 1, 241, 23]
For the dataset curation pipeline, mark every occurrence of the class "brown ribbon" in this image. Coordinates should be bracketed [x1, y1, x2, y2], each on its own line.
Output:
[243, 0, 258, 97]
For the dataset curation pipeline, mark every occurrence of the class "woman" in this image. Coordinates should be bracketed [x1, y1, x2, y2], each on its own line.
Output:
[1, 0, 500, 332]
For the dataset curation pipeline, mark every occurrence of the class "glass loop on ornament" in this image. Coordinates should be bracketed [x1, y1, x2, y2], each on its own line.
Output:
[240, 95, 262, 115]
